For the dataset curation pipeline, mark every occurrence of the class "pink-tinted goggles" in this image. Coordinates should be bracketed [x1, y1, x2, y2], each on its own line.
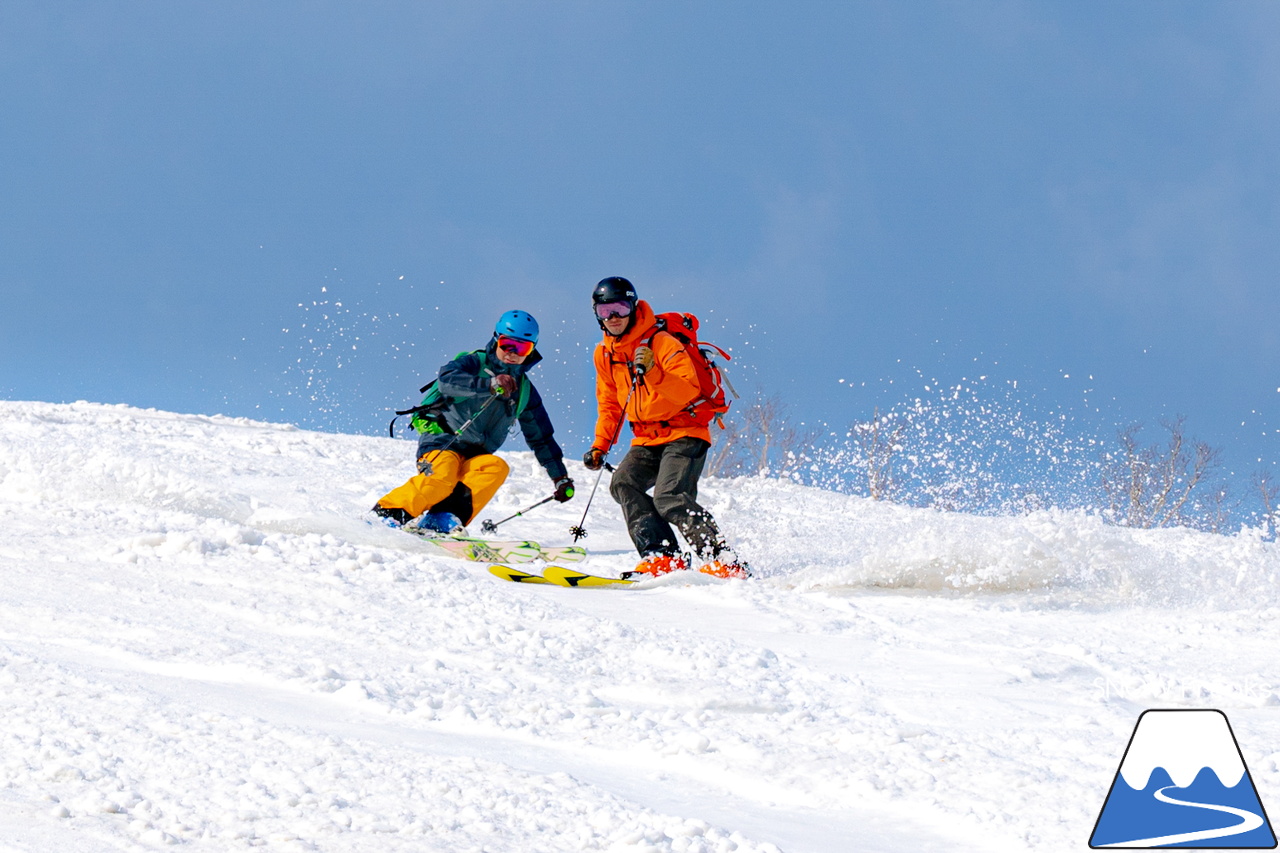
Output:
[496, 335, 535, 357]
[594, 301, 633, 321]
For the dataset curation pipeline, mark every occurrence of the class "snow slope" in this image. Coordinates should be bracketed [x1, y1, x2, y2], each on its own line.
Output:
[1, 400, 1278, 852]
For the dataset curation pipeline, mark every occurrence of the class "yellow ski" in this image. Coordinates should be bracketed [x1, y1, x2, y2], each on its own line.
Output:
[541, 566, 635, 588]
[488, 565, 550, 584]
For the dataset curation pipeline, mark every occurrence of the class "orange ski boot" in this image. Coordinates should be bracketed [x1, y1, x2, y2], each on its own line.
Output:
[624, 553, 689, 579]
[697, 558, 752, 579]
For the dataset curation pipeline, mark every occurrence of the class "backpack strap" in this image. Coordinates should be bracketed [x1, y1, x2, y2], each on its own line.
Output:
[479, 350, 531, 417]
[515, 375, 531, 417]
[389, 349, 496, 437]
[633, 316, 732, 425]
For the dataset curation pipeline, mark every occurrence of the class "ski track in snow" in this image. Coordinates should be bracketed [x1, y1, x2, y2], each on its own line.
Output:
[1, 400, 1279, 852]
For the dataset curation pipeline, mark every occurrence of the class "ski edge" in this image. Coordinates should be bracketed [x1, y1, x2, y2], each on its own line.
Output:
[488, 566, 551, 584]
[541, 566, 635, 588]
[424, 536, 585, 565]
[488, 565, 635, 588]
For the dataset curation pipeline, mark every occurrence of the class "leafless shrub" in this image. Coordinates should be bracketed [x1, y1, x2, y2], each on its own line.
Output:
[1099, 417, 1226, 531]
[1253, 469, 1280, 539]
[850, 407, 905, 501]
[706, 392, 819, 479]
[705, 415, 744, 478]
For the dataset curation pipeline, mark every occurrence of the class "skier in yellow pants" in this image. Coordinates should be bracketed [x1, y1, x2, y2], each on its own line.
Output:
[373, 310, 575, 534]
[376, 452, 511, 523]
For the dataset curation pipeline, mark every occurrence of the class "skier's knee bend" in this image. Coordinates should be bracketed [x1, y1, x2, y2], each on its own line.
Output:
[470, 453, 509, 479]
[653, 491, 698, 522]
[609, 471, 643, 503]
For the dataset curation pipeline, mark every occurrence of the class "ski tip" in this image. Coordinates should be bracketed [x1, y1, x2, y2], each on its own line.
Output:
[541, 546, 588, 563]
[488, 565, 550, 584]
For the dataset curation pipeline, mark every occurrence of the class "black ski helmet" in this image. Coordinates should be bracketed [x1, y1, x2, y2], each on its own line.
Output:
[592, 276, 638, 333]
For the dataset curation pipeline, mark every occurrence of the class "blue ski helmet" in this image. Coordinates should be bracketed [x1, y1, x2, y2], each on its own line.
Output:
[494, 309, 539, 344]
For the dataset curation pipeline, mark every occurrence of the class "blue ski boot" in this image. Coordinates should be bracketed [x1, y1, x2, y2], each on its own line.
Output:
[409, 511, 465, 537]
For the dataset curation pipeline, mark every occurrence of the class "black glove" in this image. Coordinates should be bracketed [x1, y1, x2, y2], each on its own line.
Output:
[491, 374, 518, 397]
[553, 476, 575, 502]
[582, 448, 606, 470]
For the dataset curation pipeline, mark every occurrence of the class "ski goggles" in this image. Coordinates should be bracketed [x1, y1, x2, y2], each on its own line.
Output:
[594, 301, 633, 321]
[495, 335, 536, 357]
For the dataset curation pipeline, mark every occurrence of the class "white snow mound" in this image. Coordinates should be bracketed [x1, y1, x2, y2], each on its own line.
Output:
[1, 400, 1277, 852]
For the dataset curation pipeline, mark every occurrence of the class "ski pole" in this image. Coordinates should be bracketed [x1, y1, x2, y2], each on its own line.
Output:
[480, 495, 555, 535]
[568, 461, 615, 541]
[570, 375, 639, 541]
[418, 392, 500, 472]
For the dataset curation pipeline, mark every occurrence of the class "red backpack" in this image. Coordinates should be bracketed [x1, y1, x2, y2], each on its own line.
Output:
[639, 312, 738, 428]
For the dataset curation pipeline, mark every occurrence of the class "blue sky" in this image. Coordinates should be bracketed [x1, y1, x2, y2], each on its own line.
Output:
[3, 2, 1278, 499]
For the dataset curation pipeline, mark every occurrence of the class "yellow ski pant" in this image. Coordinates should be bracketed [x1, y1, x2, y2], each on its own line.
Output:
[376, 451, 509, 524]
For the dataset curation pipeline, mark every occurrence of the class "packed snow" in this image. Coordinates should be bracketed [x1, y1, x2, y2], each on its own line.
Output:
[1, 400, 1278, 852]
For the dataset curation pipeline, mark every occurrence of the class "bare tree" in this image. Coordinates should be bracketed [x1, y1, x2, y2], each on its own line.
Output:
[704, 391, 819, 479]
[1253, 469, 1280, 538]
[705, 416, 744, 478]
[850, 407, 905, 501]
[1099, 417, 1224, 530]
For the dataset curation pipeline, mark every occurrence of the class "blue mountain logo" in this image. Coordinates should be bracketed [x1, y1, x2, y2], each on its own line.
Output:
[1091, 709, 1276, 848]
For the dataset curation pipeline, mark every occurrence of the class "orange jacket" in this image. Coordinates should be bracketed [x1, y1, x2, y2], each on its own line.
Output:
[592, 301, 712, 448]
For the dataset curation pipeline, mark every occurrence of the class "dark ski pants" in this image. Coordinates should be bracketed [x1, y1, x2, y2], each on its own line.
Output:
[609, 437, 727, 559]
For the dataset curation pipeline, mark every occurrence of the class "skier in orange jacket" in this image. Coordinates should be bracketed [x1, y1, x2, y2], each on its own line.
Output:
[583, 277, 749, 579]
